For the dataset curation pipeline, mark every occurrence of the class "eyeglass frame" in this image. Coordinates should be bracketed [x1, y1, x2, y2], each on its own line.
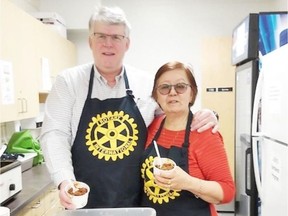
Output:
[156, 83, 191, 95]
[92, 32, 127, 43]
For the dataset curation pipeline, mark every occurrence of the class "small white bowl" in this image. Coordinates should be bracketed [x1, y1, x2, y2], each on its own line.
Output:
[65, 181, 90, 209]
[153, 157, 176, 175]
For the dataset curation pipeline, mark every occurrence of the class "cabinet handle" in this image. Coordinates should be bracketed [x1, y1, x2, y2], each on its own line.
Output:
[22, 98, 28, 113]
[18, 98, 23, 113]
[17, 98, 28, 113]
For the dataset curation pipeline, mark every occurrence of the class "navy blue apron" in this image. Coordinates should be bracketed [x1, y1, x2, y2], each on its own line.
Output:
[141, 111, 211, 216]
[71, 66, 147, 208]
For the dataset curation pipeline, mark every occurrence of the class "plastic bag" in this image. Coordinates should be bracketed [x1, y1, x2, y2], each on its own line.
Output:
[6, 130, 44, 165]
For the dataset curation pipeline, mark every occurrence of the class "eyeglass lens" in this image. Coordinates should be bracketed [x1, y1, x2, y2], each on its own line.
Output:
[93, 33, 125, 43]
[157, 83, 190, 95]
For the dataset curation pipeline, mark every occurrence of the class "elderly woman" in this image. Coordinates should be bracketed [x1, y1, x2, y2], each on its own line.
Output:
[141, 61, 235, 216]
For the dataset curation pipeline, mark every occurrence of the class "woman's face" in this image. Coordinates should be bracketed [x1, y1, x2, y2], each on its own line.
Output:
[155, 69, 193, 115]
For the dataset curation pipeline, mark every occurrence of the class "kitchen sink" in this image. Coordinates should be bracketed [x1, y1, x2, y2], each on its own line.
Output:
[1, 161, 16, 166]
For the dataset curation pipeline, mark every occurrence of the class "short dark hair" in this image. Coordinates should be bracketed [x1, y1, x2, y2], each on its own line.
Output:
[152, 61, 198, 107]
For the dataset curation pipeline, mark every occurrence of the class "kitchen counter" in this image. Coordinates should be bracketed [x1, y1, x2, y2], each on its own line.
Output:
[3, 163, 53, 216]
[55, 208, 156, 216]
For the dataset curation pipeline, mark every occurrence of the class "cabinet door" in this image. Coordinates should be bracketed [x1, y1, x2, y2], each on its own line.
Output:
[0, 0, 40, 122]
[0, 0, 76, 123]
[0, 0, 19, 121]
[36, 24, 77, 83]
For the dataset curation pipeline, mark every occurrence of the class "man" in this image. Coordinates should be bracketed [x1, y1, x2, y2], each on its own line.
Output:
[40, 5, 218, 209]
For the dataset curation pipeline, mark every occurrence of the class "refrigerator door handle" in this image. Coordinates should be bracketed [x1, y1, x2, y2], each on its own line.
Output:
[252, 136, 262, 199]
[252, 71, 263, 136]
[251, 64, 264, 200]
[245, 147, 252, 196]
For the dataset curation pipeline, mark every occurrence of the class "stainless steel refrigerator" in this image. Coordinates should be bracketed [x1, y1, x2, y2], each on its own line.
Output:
[234, 60, 259, 216]
[233, 12, 288, 216]
[232, 13, 259, 216]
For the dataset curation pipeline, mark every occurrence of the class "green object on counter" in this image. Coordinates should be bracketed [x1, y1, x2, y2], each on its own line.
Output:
[6, 130, 44, 165]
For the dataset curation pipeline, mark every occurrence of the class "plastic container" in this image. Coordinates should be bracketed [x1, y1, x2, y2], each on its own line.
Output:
[153, 157, 176, 175]
[55, 207, 156, 216]
[65, 181, 90, 209]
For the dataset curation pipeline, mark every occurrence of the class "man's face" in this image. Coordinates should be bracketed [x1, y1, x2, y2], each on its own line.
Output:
[89, 22, 130, 75]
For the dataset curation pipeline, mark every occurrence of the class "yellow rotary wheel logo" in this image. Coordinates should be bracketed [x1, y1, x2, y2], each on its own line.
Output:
[85, 111, 138, 161]
[141, 156, 180, 204]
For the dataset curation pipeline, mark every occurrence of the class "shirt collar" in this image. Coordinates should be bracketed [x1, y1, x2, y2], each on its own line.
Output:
[93, 65, 124, 85]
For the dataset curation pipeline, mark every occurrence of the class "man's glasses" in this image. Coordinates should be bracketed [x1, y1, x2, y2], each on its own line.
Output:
[157, 83, 191, 95]
[92, 32, 126, 43]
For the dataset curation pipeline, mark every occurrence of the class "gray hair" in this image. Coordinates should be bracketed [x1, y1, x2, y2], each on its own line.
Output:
[89, 6, 131, 37]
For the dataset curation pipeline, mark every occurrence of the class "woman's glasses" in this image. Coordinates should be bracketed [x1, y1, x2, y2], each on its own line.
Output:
[157, 83, 191, 95]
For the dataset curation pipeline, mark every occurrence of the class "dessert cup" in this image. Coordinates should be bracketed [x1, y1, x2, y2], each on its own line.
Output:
[153, 157, 176, 175]
[65, 181, 90, 209]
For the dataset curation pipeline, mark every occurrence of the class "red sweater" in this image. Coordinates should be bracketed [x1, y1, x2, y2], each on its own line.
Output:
[145, 116, 235, 216]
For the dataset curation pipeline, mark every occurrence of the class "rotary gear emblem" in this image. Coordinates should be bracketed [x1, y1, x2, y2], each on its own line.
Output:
[141, 156, 180, 204]
[85, 111, 138, 161]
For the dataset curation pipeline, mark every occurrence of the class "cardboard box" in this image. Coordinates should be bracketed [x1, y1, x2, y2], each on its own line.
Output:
[31, 12, 67, 38]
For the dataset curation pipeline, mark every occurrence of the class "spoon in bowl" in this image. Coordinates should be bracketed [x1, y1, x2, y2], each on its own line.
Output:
[68, 179, 77, 192]
[153, 140, 163, 167]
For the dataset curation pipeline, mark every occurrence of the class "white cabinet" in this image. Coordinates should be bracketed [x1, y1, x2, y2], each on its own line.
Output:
[0, 0, 76, 123]
[0, 1, 40, 122]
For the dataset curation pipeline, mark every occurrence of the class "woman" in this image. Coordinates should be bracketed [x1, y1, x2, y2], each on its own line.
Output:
[141, 61, 235, 216]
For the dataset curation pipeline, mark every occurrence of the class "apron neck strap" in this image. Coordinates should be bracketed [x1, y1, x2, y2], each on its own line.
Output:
[87, 66, 95, 98]
[154, 111, 193, 148]
[123, 69, 135, 98]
